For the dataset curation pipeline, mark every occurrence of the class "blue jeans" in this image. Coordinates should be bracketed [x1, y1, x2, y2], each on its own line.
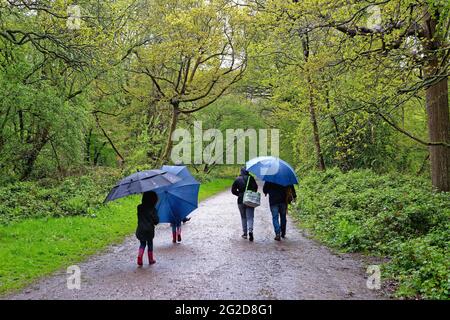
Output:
[270, 203, 287, 235]
[238, 204, 254, 234]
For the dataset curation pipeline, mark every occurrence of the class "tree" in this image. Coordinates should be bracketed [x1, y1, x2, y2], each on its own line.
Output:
[305, 0, 449, 190]
[251, 0, 449, 191]
[0, 0, 140, 178]
[125, 0, 251, 163]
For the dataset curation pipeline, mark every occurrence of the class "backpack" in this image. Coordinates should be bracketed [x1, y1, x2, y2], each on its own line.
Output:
[286, 186, 295, 204]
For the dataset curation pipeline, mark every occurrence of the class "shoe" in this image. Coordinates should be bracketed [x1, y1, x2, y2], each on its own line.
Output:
[148, 251, 156, 265]
[274, 234, 281, 241]
[172, 232, 177, 243]
[241, 233, 248, 239]
[177, 234, 182, 242]
[137, 248, 144, 266]
[249, 232, 254, 242]
[281, 226, 286, 238]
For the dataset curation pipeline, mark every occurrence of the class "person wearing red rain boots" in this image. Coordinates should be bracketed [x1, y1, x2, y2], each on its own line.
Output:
[136, 191, 159, 266]
[171, 220, 182, 243]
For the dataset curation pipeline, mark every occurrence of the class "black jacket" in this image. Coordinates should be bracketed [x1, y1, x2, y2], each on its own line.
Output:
[263, 182, 297, 206]
[231, 168, 258, 204]
[135, 204, 159, 241]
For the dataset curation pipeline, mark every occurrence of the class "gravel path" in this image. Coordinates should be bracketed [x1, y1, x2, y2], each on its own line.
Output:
[7, 187, 384, 300]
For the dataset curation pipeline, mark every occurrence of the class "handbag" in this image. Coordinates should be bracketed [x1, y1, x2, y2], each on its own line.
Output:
[242, 174, 261, 208]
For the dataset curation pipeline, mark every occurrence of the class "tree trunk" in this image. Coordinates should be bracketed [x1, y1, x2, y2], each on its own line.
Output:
[302, 33, 326, 171]
[424, 76, 449, 191]
[20, 127, 49, 180]
[18, 109, 24, 143]
[423, 8, 450, 192]
[160, 103, 180, 163]
[85, 128, 92, 164]
[307, 82, 326, 171]
[146, 100, 159, 163]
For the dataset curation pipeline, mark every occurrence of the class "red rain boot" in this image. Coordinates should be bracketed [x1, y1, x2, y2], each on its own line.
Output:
[177, 228, 182, 242]
[137, 248, 144, 266]
[148, 251, 156, 265]
[172, 232, 177, 243]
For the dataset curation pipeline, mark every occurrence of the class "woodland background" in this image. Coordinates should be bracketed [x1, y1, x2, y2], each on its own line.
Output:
[0, 0, 448, 299]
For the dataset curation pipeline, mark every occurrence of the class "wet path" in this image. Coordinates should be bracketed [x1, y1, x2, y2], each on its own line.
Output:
[8, 188, 383, 300]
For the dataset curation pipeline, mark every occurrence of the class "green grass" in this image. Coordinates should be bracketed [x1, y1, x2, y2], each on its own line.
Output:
[198, 178, 232, 201]
[0, 178, 232, 296]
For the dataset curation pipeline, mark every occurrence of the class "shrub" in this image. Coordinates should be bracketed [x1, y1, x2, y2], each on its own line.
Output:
[0, 167, 121, 225]
[292, 168, 449, 299]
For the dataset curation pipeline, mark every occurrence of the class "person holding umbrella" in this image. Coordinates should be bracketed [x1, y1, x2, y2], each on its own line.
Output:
[104, 169, 182, 266]
[263, 182, 296, 241]
[232, 167, 258, 241]
[157, 165, 200, 244]
[136, 191, 160, 265]
[245, 156, 299, 241]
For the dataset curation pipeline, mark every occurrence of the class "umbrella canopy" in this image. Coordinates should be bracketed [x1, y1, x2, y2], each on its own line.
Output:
[156, 166, 200, 224]
[246, 156, 299, 186]
[104, 169, 181, 203]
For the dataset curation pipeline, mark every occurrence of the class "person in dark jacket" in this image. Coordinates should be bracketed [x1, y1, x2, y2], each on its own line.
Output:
[231, 167, 258, 241]
[263, 182, 297, 241]
[136, 191, 160, 266]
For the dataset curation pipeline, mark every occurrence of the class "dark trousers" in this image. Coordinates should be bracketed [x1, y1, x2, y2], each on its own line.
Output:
[139, 240, 153, 251]
[171, 221, 181, 233]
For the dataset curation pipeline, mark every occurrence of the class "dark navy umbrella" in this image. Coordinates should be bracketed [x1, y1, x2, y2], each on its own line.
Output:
[155, 166, 200, 224]
[246, 156, 298, 186]
[104, 169, 182, 203]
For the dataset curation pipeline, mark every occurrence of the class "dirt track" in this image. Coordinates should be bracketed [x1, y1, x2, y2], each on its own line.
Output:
[7, 187, 384, 300]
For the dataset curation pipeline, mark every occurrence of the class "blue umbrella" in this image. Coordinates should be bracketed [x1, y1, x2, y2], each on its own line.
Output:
[155, 166, 200, 224]
[104, 169, 181, 203]
[246, 156, 299, 186]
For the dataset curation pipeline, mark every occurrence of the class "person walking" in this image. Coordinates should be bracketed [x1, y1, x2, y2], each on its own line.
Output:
[171, 220, 182, 243]
[232, 167, 258, 241]
[263, 182, 297, 241]
[136, 191, 160, 266]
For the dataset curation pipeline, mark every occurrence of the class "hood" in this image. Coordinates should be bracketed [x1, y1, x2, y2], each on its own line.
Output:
[240, 167, 249, 176]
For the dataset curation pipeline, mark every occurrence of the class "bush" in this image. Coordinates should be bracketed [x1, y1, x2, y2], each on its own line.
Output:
[0, 167, 122, 225]
[387, 230, 449, 299]
[292, 168, 449, 299]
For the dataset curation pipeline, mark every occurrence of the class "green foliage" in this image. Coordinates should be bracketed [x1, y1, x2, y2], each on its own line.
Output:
[0, 167, 122, 225]
[292, 168, 449, 299]
[387, 230, 449, 299]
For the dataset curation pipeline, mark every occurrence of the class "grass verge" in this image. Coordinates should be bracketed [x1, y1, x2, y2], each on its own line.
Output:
[0, 178, 232, 296]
